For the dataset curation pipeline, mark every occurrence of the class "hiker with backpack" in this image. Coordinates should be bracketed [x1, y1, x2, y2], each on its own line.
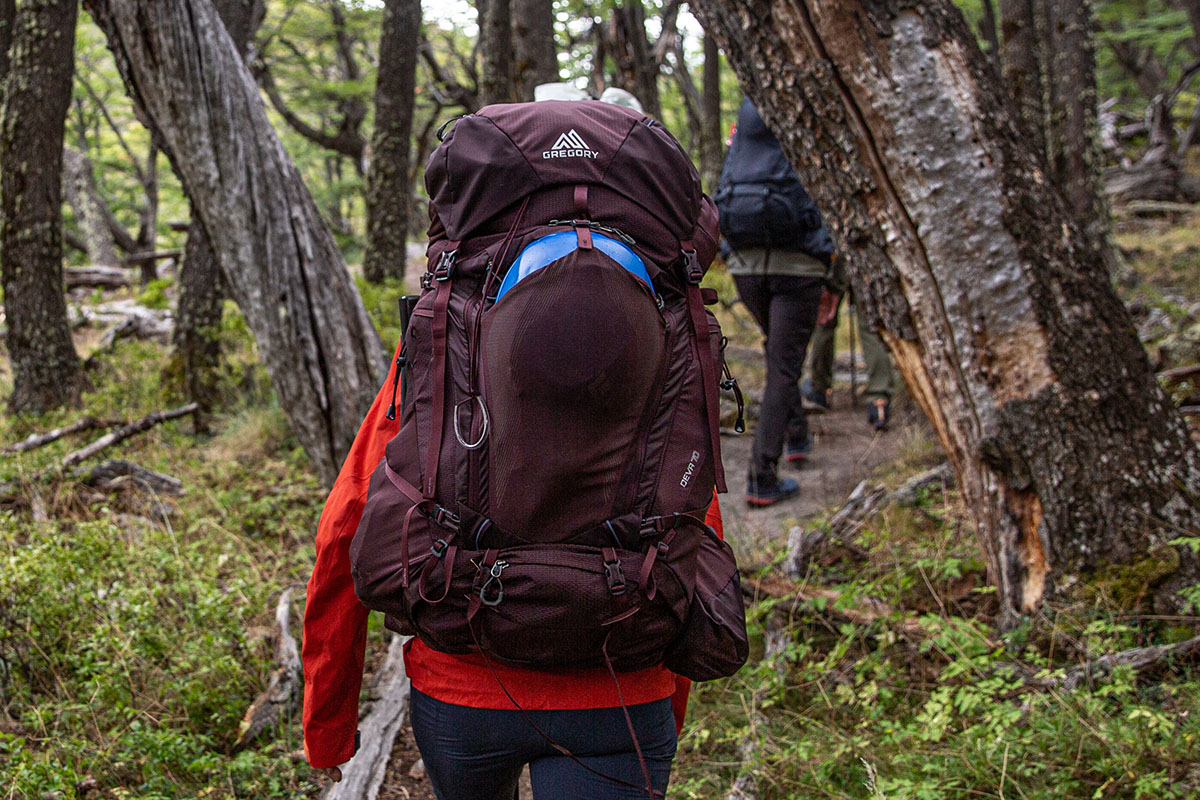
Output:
[303, 99, 748, 800]
[715, 98, 834, 508]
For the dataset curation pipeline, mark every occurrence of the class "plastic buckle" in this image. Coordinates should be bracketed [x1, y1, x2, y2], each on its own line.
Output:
[434, 248, 458, 281]
[682, 249, 702, 285]
[604, 558, 627, 596]
[430, 538, 449, 558]
[431, 505, 460, 532]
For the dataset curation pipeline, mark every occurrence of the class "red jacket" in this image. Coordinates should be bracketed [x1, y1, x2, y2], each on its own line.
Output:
[302, 341, 723, 768]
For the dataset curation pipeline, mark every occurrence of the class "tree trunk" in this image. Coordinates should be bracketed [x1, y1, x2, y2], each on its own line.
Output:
[701, 33, 724, 192]
[979, 0, 1001, 74]
[1044, 0, 1115, 273]
[170, 0, 262, 425]
[0, 0, 15, 80]
[85, 0, 385, 487]
[172, 214, 223, 432]
[363, 0, 419, 284]
[478, 0, 515, 106]
[135, 137, 159, 284]
[611, 0, 662, 119]
[691, 0, 1200, 621]
[998, 0, 1047, 160]
[1, 0, 85, 414]
[62, 147, 122, 269]
[512, 0, 558, 101]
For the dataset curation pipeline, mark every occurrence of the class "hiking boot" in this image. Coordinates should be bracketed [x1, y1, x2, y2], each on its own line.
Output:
[784, 433, 814, 465]
[801, 379, 831, 413]
[745, 474, 800, 508]
[867, 397, 891, 431]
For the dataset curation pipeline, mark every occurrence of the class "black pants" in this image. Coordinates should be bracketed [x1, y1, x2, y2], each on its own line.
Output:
[733, 273, 824, 478]
[410, 688, 677, 800]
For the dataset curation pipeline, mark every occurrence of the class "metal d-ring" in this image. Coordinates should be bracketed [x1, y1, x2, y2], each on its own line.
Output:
[453, 394, 489, 450]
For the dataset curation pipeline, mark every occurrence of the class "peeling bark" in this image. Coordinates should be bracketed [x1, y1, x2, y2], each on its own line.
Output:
[0, 0, 86, 414]
[85, 0, 385, 486]
[363, 0, 419, 284]
[691, 0, 1200, 620]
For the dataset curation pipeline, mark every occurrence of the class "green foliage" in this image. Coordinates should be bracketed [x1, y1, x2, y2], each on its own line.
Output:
[0, 303, 332, 798]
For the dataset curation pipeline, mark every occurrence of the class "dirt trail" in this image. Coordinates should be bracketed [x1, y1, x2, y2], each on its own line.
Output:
[719, 387, 918, 559]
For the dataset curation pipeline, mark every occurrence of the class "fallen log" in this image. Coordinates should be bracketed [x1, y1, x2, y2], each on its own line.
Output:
[74, 459, 182, 495]
[235, 588, 302, 749]
[2, 416, 119, 454]
[64, 266, 131, 290]
[62, 403, 198, 469]
[323, 635, 411, 800]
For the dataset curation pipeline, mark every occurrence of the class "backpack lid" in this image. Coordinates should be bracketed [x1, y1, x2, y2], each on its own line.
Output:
[494, 232, 654, 302]
[425, 101, 705, 255]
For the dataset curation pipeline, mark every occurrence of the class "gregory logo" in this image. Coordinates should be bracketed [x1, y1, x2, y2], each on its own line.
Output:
[544, 129, 599, 160]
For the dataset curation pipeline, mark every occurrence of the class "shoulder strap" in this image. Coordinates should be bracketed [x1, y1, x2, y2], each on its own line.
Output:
[681, 243, 726, 493]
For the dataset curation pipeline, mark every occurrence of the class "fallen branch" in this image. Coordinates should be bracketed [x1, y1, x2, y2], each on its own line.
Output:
[891, 461, 956, 507]
[1021, 634, 1200, 692]
[64, 266, 131, 290]
[123, 248, 182, 264]
[1158, 363, 1200, 383]
[235, 588, 302, 749]
[3, 416, 119, 454]
[323, 635, 411, 800]
[73, 459, 182, 495]
[62, 403, 198, 469]
[785, 480, 883, 577]
[746, 573, 930, 640]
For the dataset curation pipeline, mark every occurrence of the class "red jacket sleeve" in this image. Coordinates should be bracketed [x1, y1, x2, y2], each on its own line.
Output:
[669, 491, 724, 733]
[302, 341, 403, 768]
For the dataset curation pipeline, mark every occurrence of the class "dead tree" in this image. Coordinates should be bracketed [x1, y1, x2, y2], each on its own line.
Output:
[85, 0, 385, 486]
[363, 0, 420, 284]
[0, 0, 86, 414]
[62, 147, 122, 269]
[691, 0, 1200, 622]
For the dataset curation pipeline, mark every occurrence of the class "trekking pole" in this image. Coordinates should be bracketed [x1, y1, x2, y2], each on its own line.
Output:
[386, 295, 420, 422]
[849, 300, 858, 404]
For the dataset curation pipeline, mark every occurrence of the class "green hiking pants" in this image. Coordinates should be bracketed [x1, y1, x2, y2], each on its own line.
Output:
[808, 299, 894, 400]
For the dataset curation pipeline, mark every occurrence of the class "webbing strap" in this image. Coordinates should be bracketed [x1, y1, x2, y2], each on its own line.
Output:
[424, 276, 453, 498]
[682, 245, 727, 492]
[384, 462, 430, 589]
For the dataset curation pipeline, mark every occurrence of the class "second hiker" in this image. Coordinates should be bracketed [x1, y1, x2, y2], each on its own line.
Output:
[716, 98, 834, 508]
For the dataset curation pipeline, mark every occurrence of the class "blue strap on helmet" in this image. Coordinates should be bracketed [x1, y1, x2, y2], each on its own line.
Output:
[494, 231, 653, 302]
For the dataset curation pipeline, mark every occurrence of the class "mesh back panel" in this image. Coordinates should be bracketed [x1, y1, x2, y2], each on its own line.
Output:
[483, 250, 666, 538]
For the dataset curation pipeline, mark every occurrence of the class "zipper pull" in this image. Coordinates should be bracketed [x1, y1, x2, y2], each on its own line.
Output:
[720, 348, 746, 433]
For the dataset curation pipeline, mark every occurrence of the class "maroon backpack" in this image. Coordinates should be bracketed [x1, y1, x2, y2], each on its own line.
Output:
[349, 100, 747, 681]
